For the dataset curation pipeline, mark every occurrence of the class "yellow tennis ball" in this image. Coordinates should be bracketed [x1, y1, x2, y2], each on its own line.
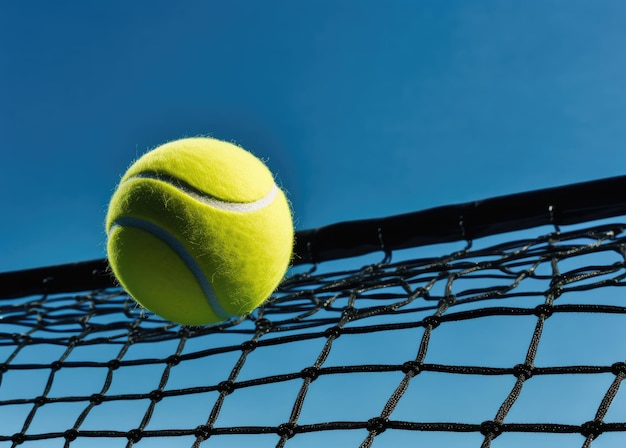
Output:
[105, 137, 293, 326]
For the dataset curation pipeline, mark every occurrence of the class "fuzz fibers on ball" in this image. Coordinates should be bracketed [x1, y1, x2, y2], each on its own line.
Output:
[105, 137, 294, 326]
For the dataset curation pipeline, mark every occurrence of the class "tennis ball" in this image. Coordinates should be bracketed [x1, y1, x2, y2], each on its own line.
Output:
[105, 137, 293, 326]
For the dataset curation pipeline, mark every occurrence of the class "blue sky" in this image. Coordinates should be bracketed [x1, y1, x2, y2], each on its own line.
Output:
[2, 0, 626, 272]
[2, 2, 626, 447]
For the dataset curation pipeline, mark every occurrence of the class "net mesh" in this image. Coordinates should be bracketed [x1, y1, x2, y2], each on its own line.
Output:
[2, 179, 626, 447]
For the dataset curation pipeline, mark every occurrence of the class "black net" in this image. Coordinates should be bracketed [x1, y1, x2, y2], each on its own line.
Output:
[2, 176, 626, 447]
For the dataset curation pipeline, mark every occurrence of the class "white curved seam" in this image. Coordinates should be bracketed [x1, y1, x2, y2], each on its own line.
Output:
[124, 173, 278, 213]
[109, 217, 230, 320]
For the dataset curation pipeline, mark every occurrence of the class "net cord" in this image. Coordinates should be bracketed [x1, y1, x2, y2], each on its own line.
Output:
[2, 174, 626, 299]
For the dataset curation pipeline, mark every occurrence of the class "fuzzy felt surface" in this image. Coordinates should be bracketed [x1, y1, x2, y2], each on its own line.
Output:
[106, 138, 293, 325]
[121, 137, 275, 203]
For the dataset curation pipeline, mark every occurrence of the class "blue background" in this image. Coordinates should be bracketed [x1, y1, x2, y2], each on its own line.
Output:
[1, 2, 626, 447]
[2, 0, 625, 272]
